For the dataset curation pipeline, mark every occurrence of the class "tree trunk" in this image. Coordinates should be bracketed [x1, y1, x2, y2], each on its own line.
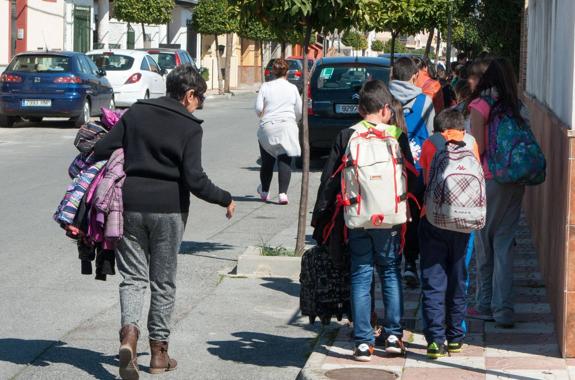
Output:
[295, 21, 313, 256]
[435, 30, 441, 66]
[214, 34, 224, 95]
[280, 42, 286, 58]
[425, 28, 434, 58]
[446, 4, 453, 73]
[390, 31, 398, 68]
[141, 23, 147, 44]
[224, 33, 233, 93]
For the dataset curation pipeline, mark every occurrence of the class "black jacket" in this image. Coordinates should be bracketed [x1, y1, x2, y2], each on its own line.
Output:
[93, 97, 232, 213]
[311, 125, 418, 263]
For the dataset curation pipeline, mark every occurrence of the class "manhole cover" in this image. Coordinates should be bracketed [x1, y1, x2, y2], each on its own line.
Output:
[325, 368, 397, 380]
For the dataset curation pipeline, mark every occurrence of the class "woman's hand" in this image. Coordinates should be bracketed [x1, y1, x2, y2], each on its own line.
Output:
[226, 201, 237, 219]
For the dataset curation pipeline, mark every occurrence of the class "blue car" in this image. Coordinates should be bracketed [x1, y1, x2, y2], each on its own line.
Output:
[0, 51, 114, 127]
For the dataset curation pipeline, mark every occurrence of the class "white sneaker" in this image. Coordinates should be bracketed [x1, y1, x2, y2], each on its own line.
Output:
[278, 193, 289, 205]
[257, 185, 270, 202]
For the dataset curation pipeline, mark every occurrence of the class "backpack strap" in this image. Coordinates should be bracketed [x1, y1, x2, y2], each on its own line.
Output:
[462, 133, 476, 148]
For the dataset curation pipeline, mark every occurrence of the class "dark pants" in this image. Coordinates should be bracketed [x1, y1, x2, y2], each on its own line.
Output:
[404, 179, 425, 266]
[259, 144, 292, 194]
[419, 217, 471, 345]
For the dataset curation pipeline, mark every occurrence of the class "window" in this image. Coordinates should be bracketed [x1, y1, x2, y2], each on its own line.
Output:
[147, 56, 161, 74]
[315, 64, 390, 91]
[7, 55, 71, 72]
[82, 55, 99, 75]
[76, 56, 90, 74]
[140, 57, 150, 71]
[88, 54, 134, 71]
[149, 53, 176, 70]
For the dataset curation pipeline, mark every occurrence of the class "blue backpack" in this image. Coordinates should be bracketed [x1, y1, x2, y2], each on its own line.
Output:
[403, 94, 430, 172]
[483, 97, 546, 186]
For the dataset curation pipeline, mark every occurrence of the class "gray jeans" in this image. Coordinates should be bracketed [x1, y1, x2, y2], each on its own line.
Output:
[116, 212, 187, 341]
[475, 180, 524, 323]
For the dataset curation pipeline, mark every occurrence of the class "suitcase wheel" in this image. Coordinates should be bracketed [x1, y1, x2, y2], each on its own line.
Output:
[336, 314, 343, 321]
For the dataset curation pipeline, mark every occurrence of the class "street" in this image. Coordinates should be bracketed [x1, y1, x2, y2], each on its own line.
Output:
[0, 94, 321, 380]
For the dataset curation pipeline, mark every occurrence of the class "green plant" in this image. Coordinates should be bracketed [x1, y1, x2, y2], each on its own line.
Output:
[114, 0, 175, 43]
[342, 30, 368, 53]
[371, 39, 385, 52]
[259, 245, 296, 257]
[199, 67, 209, 81]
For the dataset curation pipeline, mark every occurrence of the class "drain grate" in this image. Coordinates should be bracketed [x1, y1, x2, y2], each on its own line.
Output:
[325, 368, 397, 380]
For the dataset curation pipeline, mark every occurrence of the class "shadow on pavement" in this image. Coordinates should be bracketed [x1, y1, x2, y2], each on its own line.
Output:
[179, 241, 234, 255]
[206, 332, 313, 368]
[0, 339, 119, 379]
[260, 277, 300, 298]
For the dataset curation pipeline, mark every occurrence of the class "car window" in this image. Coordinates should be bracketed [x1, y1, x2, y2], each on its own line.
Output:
[7, 55, 71, 72]
[76, 56, 90, 74]
[140, 56, 150, 71]
[178, 52, 189, 65]
[147, 56, 161, 73]
[315, 64, 390, 91]
[287, 60, 300, 70]
[88, 54, 134, 71]
[84, 56, 100, 75]
[265, 59, 275, 69]
[150, 53, 176, 70]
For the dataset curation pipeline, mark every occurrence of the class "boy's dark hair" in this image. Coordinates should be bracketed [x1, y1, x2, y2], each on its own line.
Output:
[434, 108, 465, 132]
[412, 56, 437, 79]
[391, 57, 418, 81]
[166, 64, 207, 101]
[358, 80, 394, 115]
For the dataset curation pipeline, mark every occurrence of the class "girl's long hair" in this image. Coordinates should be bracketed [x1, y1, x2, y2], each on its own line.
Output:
[390, 98, 408, 135]
[467, 57, 524, 124]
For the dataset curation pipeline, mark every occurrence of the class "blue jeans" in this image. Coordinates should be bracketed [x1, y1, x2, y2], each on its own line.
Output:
[349, 227, 403, 345]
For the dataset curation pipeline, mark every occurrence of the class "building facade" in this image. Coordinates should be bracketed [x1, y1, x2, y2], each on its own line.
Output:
[520, 0, 575, 357]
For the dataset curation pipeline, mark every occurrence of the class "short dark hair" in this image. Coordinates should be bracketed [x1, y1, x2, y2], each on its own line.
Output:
[391, 57, 418, 81]
[272, 58, 289, 77]
[358, 80, 394, 115]
[434, 108, 465, 132]
[166, 64, 207, 101]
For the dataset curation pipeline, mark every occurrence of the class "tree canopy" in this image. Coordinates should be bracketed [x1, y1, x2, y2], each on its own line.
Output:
[370, 39, 385, 52]
[342, 30, 368, 52]
[113, 0, 175, 25]
[192, 0, 238, 36]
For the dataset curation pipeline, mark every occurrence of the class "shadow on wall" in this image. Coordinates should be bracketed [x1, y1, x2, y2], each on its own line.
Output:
[0, 339, 125, 379]
[206, 331, 313, 368]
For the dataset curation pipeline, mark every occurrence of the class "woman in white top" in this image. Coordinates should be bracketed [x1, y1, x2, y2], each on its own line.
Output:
[255, 58, 302, 205]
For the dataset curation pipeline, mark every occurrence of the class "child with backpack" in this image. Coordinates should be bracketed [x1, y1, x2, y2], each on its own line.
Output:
[312, 80, 418, 361]
[466, 58, 545, 328]
[389, 57, 436, 288]
[419, 108, 485, 359]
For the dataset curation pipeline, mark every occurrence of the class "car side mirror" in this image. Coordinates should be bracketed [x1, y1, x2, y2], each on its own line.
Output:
[160, 68, 167, 76]
[97, 68, 106, 77]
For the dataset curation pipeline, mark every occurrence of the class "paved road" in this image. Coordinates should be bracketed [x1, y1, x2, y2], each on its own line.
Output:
[0, 95, 322, 380]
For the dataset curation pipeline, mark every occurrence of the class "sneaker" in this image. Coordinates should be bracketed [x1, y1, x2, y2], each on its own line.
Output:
[466, 306, 495, 321]
[427, 342, 448, 359]
[447, 342, 463, 353]
[257, 185, 270, 202]
[403, 261, 419, 289]
[353, 343, 374, 362]
[278, 193, 289, 205]
[384, 335, 406, 355]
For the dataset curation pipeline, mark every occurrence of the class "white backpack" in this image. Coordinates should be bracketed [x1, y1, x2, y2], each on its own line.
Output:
[425, 133, 486, 233]
[340, 121, 408, 229]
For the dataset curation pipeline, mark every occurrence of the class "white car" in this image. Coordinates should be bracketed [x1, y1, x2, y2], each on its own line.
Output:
[86, 49, 166, 107]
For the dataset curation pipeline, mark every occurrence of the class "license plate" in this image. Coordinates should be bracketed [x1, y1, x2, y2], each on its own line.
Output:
[335, 104, 358, 114]
[22, 99, 52, 107]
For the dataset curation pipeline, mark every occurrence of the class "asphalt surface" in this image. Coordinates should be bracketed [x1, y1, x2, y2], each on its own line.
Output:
[0, 95, 322, 380]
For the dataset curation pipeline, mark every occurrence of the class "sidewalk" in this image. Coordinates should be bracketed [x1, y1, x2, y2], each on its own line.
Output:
[299, 217, 575, 380]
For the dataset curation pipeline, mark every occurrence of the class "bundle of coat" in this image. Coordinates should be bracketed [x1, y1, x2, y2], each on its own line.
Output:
[93, 148, 125, 240]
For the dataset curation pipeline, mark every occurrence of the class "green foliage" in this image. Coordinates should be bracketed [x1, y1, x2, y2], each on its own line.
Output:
[384, 39, 407, 53]
[260, 245, 296, 257]
[360, 0, 432, 36]
[192, 0, 238, 36]
[113, 0, 174, 25]
[342, 30, 368, 51]
[370, 39, 385, 52]
[237, 18, 275, 42]
[199, 67, 209, 81]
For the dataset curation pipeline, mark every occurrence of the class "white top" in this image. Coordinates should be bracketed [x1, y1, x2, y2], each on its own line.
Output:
[255, 78, 303, 124]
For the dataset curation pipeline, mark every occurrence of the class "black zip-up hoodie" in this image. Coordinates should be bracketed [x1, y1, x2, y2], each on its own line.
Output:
[93, 96, 232, 213]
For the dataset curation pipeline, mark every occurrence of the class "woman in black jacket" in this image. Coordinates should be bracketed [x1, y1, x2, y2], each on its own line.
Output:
[93, 65, 235, 380]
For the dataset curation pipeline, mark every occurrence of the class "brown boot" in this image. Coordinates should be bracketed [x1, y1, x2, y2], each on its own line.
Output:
[118, 324, 139, 380]
[149, 340, 177, 374]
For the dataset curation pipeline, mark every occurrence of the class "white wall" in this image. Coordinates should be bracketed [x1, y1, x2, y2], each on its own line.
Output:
[27, 0, 65, 51]
[527, 0, 575, 128]
[0, 0, 10, 68]
[107, 21, 168, 49]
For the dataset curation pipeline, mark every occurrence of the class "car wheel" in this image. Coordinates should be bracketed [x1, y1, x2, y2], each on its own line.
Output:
[27, 117, 43, 123]
[73, 99, 91, 128]
[0, 115, 19, 128]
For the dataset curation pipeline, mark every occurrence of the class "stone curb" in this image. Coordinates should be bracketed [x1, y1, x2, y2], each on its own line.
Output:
[297, 325, 341, 380]
[205, 90, 257, 100]
[236, 246, 302, 278]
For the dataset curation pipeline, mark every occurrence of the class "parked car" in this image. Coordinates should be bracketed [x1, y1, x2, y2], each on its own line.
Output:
[0, 51, 114, 127]
[287, 56, 315, 72]
[140, 48, 198, 74]
[87, 49, 166, 107]
[306, 56, 392, 158]
[264, 58, 306, 92]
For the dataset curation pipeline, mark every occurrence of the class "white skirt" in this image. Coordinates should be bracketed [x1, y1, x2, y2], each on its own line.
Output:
[257, 119, 301, 158]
